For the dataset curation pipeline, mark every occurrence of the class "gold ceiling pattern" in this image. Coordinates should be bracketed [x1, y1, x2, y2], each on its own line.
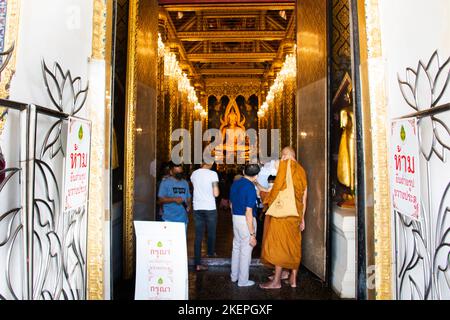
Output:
[160, 3, 295, 93]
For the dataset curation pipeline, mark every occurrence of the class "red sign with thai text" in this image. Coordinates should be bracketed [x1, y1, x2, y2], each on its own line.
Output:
[63, 117, 91, 211]
[390, 118, 421, 220]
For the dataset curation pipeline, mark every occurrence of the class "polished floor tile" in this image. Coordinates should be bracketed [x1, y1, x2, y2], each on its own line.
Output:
[188, 266, 340, 300]
[187, 208, 263, 260]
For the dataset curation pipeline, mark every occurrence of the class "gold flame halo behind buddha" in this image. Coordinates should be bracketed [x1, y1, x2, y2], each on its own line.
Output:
[215, 99, 249, 162]
[219, 99, 246, 135]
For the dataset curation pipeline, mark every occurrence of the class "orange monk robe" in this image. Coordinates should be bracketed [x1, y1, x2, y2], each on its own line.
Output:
[261, 159, 307, 270]
[259, 190, 270, 206]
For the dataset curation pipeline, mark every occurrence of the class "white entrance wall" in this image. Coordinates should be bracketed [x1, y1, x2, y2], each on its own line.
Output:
[9, 0, 93, 112]
[378, 0, 450, 119]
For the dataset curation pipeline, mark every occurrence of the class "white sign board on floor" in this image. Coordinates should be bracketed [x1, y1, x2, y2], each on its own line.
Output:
[63, 117, 91, 211]
[134, 221, 188, 300]
[389, 117, 421, 220]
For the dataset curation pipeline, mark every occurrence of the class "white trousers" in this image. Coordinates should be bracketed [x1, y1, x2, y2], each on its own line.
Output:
[231, 215, 256, 285]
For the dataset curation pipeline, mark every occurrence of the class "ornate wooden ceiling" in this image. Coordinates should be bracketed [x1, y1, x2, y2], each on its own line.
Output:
[159, 2, 295, 94]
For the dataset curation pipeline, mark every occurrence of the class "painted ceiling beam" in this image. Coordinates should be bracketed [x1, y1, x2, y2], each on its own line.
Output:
[187, 52, 276, 63]
[179, 15, 197, 32]
[163, 3, 295, 12]
[178, 30, 285, 41]
[265, 16, 286, 31]
[160, 0, 294, 3]
[199, 68, 265, 75]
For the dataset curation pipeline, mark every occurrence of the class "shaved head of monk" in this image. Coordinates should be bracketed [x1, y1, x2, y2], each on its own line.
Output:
[281, 146, 296, 160]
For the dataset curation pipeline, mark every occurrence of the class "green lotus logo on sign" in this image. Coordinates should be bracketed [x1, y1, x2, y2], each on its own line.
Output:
[158, 278, 163, 285]
[400, 125, 406, 142]
[157, 241, 163, 248]
[78, 125, 84, 140]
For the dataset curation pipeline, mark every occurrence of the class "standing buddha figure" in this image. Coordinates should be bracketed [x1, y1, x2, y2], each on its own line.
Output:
[337, 90, 355, 207]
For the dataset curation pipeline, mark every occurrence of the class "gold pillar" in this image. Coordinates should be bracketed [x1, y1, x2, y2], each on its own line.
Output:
[275, 90, 282, 149]
[268, 101, 274, 150]
[275, 90, 284, 154]
[180, 91, 187, 130]
[124, 0, 159, 279]
[202, 110, 208, 134]
[157, 48, 166, 162]
[278, 90, 283, 152]
[163, 75, 170, 161]
[285, 78, 296, 149]
[188, 101, 194, 164]
[275, 91, 280, 130]
[168, 76, 177, 160]
[282, 83, 288, 147]
[356, 0, 392, 300]
[175, 82, 182, 131]
[202, 93, 208, 133]
[296, 0, 328, 281]
[87, 0, 113, 300]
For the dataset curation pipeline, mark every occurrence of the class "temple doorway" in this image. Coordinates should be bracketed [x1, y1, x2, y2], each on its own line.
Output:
[111, 0, 361, 300]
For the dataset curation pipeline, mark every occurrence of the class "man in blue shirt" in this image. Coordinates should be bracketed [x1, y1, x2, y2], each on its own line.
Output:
[157, 162, 191, 231]
[229, 163, 260, 287]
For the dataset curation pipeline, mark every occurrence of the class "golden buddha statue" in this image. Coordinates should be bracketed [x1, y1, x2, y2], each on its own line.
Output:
[219, 100, 246, 144]
[215, 99, 249, 162]
[337, 90, 355, 208]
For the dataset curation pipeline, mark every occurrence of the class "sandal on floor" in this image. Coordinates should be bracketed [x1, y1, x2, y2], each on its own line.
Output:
[196, 265, 208, 271]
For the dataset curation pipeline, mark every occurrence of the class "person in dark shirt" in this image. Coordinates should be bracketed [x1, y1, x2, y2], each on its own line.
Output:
[157, 162, 191, 232]
[156, 162, 171, 221]
[229, 163, 260, 287]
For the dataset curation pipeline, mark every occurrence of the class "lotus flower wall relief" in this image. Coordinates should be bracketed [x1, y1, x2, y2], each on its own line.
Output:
[1, 59, 90, 300]
[396, 51, 450, 300]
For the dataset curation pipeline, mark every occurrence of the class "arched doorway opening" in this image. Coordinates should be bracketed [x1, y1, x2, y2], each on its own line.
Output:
[110, 0, 365, 300]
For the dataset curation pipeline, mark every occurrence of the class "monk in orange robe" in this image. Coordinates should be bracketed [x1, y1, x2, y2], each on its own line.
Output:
[260, 147, 308, 289]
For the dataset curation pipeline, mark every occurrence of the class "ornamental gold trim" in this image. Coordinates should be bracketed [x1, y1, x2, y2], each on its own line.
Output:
[206, 83, 261, 100]
[163, 3, 294, 12]
[123, 0, 138, 280]
[356, 0, 393, 300]
[86, 0, 112, 300]
[177, 30, 286, 41]
[187, 52, 277, 63]
[0, 0, 21, 137]
[92, 0, 107, 60]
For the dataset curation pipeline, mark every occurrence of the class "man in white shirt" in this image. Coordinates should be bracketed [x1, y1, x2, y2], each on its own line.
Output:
[254, 159, 279, 245]
[190, 162, 220, 271]
[256, 159, 278, 189]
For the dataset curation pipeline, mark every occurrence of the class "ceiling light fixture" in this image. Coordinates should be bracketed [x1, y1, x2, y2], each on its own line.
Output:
[158, 33, 204, 111]
[258, 48, 297, 119]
